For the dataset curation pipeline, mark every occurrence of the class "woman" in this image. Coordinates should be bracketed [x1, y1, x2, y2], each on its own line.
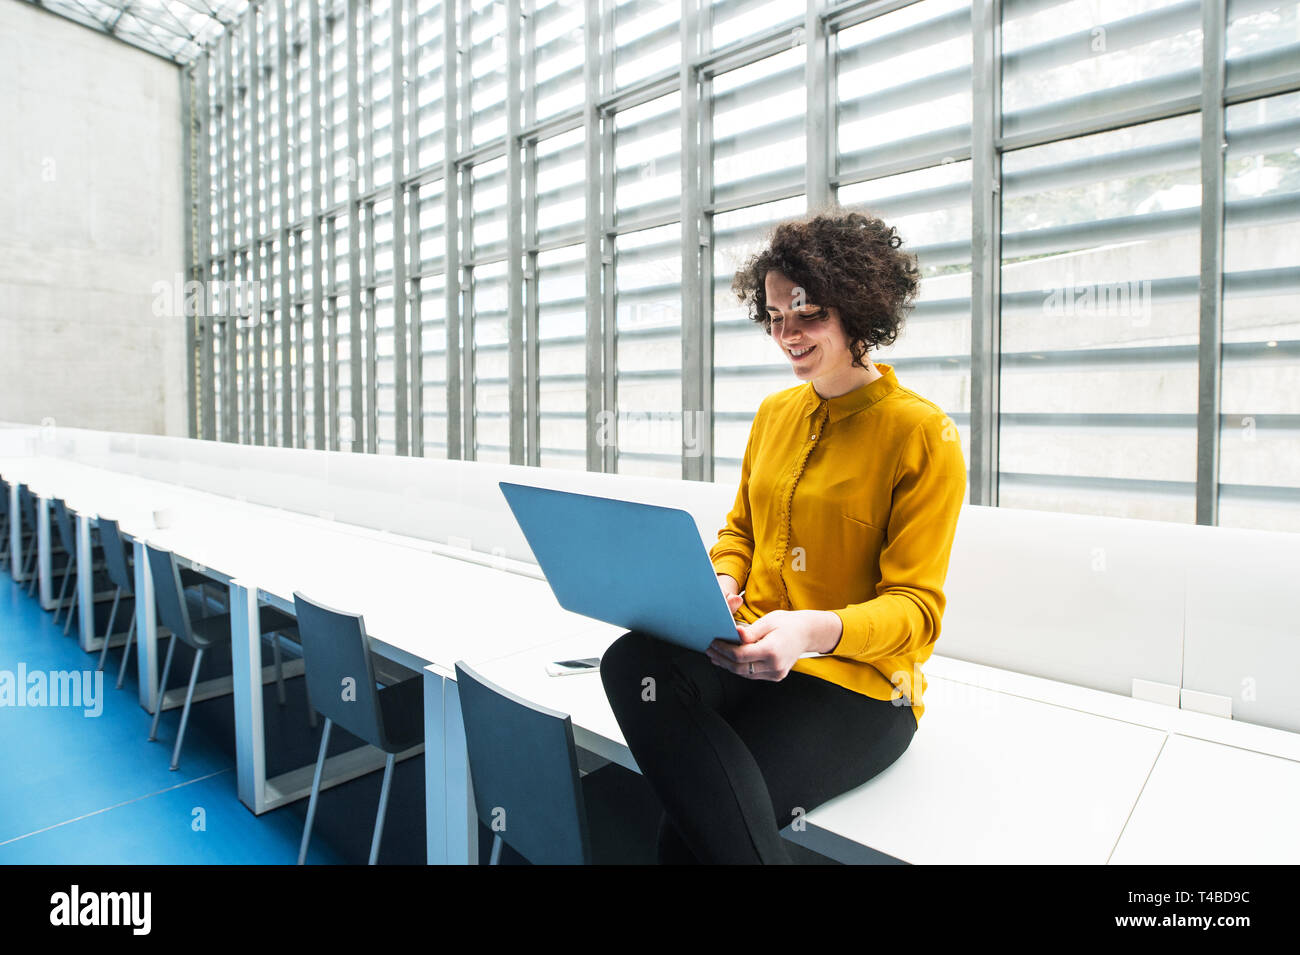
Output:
[599, 207, 967, 864]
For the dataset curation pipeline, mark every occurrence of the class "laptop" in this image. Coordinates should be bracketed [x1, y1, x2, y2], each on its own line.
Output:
[498, 481, 743, 653]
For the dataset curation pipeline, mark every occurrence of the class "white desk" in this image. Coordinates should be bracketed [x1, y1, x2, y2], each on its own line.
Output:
[469, 639, 1300, 864]
[0, 455, 612, 864]
[1109, 734, 1300, 864]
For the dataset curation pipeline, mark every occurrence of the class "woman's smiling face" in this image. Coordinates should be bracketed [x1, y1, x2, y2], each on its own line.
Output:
[764, 270, 860, 390]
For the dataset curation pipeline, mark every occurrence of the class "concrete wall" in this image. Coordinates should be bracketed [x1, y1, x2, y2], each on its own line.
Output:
[0, 0, 187, 436]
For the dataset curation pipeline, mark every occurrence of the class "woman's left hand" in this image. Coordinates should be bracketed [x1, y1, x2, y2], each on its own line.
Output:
[706, 609, 841, 681]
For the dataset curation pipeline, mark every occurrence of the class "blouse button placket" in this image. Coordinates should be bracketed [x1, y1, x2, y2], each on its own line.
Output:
[774, 401, 829, 609]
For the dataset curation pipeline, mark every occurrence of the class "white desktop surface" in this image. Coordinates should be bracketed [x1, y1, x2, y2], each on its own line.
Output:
[1109, 733, 1300, 864]
[790, 676, 1168, 864]
[468, 628, 633, 771]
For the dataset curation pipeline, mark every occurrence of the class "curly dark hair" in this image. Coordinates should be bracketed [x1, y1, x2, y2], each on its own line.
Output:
[731, 206, 921, 368]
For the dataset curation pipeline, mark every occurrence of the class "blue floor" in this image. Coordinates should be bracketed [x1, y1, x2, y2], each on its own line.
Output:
[0, 563, 666, 865]
[0, 567, 422, 864]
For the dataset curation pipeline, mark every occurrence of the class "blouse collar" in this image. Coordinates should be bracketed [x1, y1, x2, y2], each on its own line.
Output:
[802, 362, 899, 424]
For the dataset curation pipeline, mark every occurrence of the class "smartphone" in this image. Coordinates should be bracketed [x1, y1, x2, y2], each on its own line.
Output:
[545, 657, 602, 677]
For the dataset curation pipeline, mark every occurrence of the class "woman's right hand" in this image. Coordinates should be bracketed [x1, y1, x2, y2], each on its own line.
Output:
[716, 573, 744, 615]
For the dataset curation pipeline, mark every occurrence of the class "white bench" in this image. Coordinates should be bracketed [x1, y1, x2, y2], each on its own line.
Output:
[9, 422, 1300, 864]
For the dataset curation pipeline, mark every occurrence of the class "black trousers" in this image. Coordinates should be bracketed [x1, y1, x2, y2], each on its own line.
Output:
[599, 629, 917, 864]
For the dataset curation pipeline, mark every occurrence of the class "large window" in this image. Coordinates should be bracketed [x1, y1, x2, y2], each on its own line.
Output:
[188, 0, 1300, 533]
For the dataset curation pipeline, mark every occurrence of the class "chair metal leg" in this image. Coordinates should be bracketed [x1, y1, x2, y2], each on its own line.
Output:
[60, 551, 78, 635]
[115, 614, 137, 689]
[97, 587, 122, 671]
[369, 752, 397, 866]
[148, 635, 178, 742]
[54, 559, 72, 623]
[21, 537, 37, 587]
[271, 632, 286, 705]
[304, 681, 318, 729]
[26, 545, 39, 597]
[490, 834, 504, 865]
[62, 573, 78, 636]
[170, 647, 204, 771]
[297, 718, 333, 865]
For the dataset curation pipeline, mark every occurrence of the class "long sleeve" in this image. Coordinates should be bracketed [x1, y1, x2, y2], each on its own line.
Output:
[709, 401, 763, 590]
[830, 410, 966, 665]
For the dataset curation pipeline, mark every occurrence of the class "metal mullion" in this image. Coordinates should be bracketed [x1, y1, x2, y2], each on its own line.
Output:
[196, 53, 212, 440]
[806, 0, 830, 210]
[507, 0, 525, 465]
[392, 0, 409, 456]
[599, 0, 616, 473]
[409, 0, 424, 455]
[223, 30, 238, 442]
[461, 168, 476, 459]
[364, 0, 375, 198]
[583, 0, 603, 472]
[348, 0, 364, 453]
[459, 0, 475, 459]
[366, 202, 378, 453]
[443, 0, 462, 459]
[680, 0, 707, 482]
[311, 1, 326, 450]
[1197, 0, 1226, 526]
[970, 0, 1000, 508]
[364, 9, 378, 456]
[183, 64, 198, 439]
[523, 0, 539, 467]
[247, 10, 264, 445]
[328, 217, 341, 450]
[278, 0, 294, 447]
[201, 54, 216, 441]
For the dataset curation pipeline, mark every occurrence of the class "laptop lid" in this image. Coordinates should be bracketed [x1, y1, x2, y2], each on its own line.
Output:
[498, 481, 742, 653]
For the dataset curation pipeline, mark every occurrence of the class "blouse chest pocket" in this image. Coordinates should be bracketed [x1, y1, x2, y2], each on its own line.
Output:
[842, 511, 884, 533]
[839, 512, 887, 586]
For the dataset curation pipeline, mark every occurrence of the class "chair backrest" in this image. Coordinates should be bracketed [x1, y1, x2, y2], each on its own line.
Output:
[50, 499, 76, 556]
[291, 592, 387, 750]
[0, 478, 8, 517]
[97, 518, 134, 594]
[145, 543, 196, 650]
[454, 661, 591, 865]
[18, 485, 36, 529]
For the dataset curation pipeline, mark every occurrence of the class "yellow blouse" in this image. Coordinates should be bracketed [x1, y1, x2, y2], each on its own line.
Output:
[708, 362, 966, 725]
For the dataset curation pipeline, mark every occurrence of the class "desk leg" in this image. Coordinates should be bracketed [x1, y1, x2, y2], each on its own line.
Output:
[424, 670, 477, 865]
[230, 580, 268, 815]
[38, 496, 52, 609]
[76, 513, 94, 651]
[133, 539, 159, 712]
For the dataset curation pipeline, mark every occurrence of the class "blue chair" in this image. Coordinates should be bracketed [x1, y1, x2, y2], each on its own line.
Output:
[49, 499, 116, 636]
[145, 543, 297, 771]
[95, 518, 215, 687]
[454, 660, 592, 865]
[292, 592, 423, 865]
[0, 478, 10, 570]
[17, 486, 44, 595]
